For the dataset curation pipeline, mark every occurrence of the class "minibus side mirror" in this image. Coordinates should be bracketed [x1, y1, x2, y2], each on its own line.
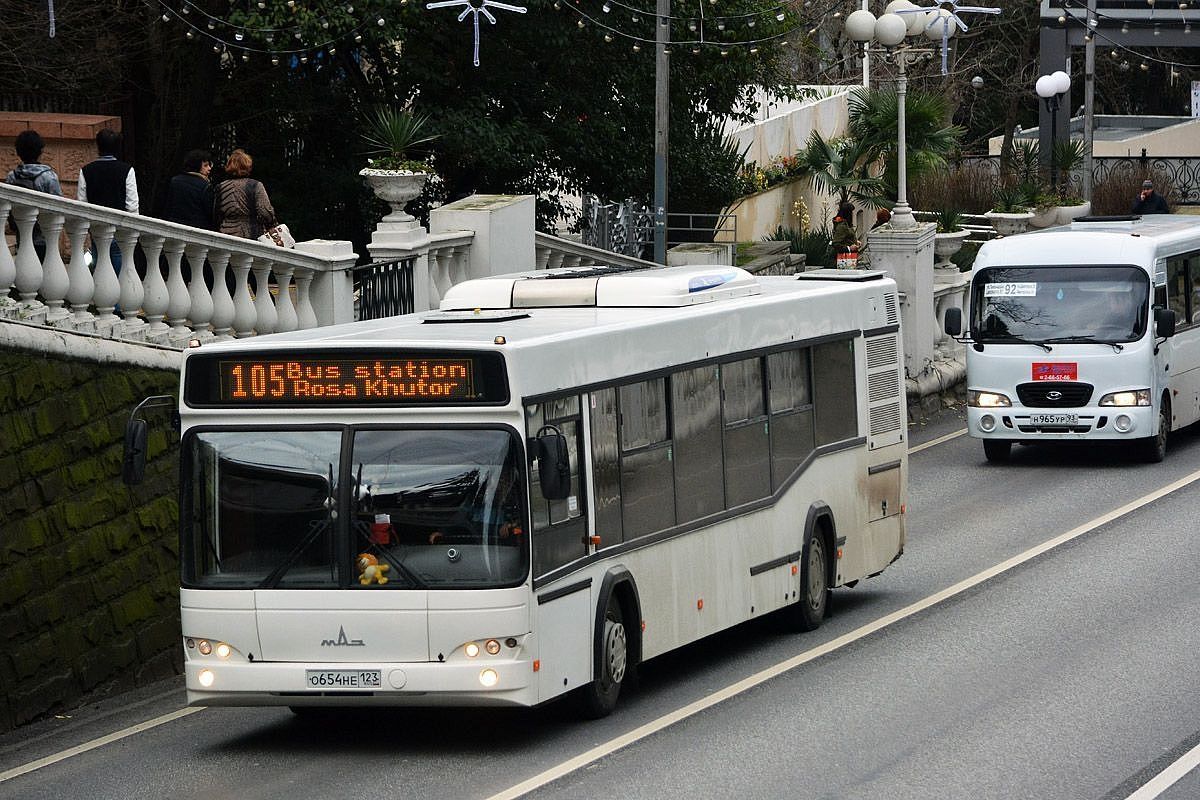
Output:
[534, 426, 571, 501]
[1155, 307, 1176, 339]
[121, 418, 149, 486]
[944, 307, 963, 337]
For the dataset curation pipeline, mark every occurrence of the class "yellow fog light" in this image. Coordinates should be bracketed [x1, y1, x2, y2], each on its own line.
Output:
[485, 639, 501, 655]
[479, 668, 499, 688]
[198, 640, 212, 656]
[198, 669, 215, 688]
[464, 642, 480, 658]
[215, 643, 232, 659]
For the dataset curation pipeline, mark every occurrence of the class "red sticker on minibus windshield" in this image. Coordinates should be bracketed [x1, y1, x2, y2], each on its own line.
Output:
[1032, 362, 1077, 381]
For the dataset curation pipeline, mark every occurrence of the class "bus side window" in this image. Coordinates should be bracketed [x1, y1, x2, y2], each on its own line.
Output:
[617, 378, 676, 538]
[812, 339, 859, 446]
[767, 348, 815, 490]
[721, 357, 770, 508]
[527, 397, 588, 577]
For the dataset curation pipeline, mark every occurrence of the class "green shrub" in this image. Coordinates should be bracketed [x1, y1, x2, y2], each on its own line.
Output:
[764, 224, 834, 268]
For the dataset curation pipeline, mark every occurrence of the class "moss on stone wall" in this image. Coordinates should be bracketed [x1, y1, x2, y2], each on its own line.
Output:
[0, 351, 181, 731]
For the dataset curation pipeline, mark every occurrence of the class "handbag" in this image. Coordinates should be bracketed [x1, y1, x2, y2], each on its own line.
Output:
[257, 223, 296, 248]
[835, 249, 859, 269]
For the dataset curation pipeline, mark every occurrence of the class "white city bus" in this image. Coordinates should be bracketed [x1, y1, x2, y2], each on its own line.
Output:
[945, 214, 1200, 463]
[124, 264, 907, 717]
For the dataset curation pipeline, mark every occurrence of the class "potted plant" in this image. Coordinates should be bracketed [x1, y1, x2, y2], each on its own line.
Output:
[984, 186, 1035, 236]
[358, 106, 440, 229]
[933, 207, 970, 268]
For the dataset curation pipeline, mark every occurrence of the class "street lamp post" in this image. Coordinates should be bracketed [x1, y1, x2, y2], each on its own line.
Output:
[845, 3, 936, 231]
[1036, 70, 1072, 197]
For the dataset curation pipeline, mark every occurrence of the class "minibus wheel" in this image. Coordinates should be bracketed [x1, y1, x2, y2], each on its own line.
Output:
[983, 440, 1012, 463]
[1140, 397, 1170, 463]
[579, 596, 627, 718]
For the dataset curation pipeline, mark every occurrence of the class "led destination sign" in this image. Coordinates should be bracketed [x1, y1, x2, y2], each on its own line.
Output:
[184, 350, 508, 407]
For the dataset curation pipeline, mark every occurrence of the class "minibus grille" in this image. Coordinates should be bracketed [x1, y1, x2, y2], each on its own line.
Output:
[1016, 382, 1093, 407]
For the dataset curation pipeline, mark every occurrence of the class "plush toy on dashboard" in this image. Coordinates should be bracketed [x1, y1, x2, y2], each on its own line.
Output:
[356, 552, 390, 585]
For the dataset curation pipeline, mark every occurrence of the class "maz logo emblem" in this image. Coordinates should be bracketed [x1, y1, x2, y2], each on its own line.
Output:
[321, 626, 365, 647]
[1046, 391, 1063, 400]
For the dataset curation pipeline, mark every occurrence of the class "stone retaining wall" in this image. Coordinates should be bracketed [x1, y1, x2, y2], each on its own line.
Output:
[0, 323, 180, 732]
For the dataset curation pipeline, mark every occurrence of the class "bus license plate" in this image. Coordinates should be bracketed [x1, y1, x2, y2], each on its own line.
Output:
[305, 670, 381, 689]
[1030, 413, 1077, 426]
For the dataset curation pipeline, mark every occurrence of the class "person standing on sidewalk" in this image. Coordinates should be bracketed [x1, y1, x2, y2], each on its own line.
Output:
[77, 128, 139, 273]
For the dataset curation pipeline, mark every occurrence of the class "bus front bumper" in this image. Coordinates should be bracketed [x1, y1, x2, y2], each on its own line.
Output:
[967, 405, 1156, 440]
[185, 657, 538, 708]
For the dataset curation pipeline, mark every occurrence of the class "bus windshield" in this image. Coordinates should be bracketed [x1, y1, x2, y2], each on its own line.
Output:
[182, 428, 528, 589]
[971, 266, 1150, 344]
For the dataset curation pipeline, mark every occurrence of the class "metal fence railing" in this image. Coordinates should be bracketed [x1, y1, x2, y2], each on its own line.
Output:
[354, 257, 415, 321]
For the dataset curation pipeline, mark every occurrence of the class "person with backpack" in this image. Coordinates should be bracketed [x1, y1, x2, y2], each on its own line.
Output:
[4, 129, 63, 259]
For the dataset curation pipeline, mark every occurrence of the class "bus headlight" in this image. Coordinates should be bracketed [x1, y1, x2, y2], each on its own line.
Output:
[198, 669, 215, 688]
[464, 642, 480, 658]
[968, 390, 1011, 408]
[479, 669, 499, 687]
[1099, 389, 1151, 407]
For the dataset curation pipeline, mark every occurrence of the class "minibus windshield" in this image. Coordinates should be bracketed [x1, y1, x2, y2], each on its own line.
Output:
[971, 266, 1149, 344]
[182, 428, 529, 589]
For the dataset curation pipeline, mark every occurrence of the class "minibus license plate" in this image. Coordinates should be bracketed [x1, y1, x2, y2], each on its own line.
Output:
[305, 670, 381, 689]
[1030, 413, 1077, 426]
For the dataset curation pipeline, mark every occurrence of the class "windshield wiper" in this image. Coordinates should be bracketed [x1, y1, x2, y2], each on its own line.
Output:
[988, 334, 1052, 352]
[1042, 336, 1125, 352]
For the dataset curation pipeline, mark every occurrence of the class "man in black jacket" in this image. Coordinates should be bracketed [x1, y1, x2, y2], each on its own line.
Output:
[1131, 179, 1170, 215]
[162, 150, 215, 230]
[77, 128, 138, 274]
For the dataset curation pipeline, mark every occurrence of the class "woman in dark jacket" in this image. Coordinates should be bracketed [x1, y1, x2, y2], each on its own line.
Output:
[162, 150, 215, 230]
[214, 149, 277, 239]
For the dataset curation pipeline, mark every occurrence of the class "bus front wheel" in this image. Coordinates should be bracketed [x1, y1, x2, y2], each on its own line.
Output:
[983, 439, 1012, 463]
[1140, 398, 1170, 463]
[578, 595, 627, 718]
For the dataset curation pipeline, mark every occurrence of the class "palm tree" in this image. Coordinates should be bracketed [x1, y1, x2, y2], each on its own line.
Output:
[847, 87, 964, 202]
[795, 131, 888, 210]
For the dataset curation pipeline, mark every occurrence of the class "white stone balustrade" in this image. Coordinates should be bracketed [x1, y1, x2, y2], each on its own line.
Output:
[0, 182, 357, 346]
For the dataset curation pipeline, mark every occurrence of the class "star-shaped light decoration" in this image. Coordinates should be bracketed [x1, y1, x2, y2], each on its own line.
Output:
[426, 0, 527, 67]
[896, 0, 1000, 75]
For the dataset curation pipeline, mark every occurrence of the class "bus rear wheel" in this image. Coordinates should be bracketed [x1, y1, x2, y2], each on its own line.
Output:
[983, 439, 1012, 463]
[1139, 398, 1170, 463]
[578, 596, 627, 718]
[784, 525, 830, 632]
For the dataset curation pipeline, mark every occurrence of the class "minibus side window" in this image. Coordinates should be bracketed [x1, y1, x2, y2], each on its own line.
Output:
[1167, 256, 1191, 328]
[1189, 257, 1200, 324]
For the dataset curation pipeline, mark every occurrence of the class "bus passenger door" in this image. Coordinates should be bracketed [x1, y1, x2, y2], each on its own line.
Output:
[1163, 256, 1200, 428]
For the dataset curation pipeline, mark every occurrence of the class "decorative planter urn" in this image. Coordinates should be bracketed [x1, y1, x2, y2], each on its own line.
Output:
[360, 168, 432, 248]
[984, 210, 1035, 237]
[933, 228, 970, 269]
[1055, 200, 1091, 225]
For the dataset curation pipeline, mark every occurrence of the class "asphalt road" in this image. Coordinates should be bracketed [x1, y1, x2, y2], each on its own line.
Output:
[4, 406, 1200, 800]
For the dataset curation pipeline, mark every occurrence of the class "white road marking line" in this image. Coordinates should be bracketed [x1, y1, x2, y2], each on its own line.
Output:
[0, 707, 203, 784]
[909, 427, 968, 453]
[1123, 741, 1200, 799]
[485, 467, 1200, 800]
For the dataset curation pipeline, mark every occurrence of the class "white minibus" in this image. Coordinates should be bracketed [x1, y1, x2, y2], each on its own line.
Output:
[945, 214, 1200, 463]
[124, 264, 908, 717]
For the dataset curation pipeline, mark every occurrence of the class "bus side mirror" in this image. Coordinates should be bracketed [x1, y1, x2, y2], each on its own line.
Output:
[535, 427, 571, 501]
[1155, 307, 1176, 338]
[944, 307, 962, 337]
[122, 418, 149, 486]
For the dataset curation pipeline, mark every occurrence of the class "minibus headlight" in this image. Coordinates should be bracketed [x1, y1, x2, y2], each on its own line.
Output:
[1099, 389, 1151, 407]
[968, 390, 1011, 408]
